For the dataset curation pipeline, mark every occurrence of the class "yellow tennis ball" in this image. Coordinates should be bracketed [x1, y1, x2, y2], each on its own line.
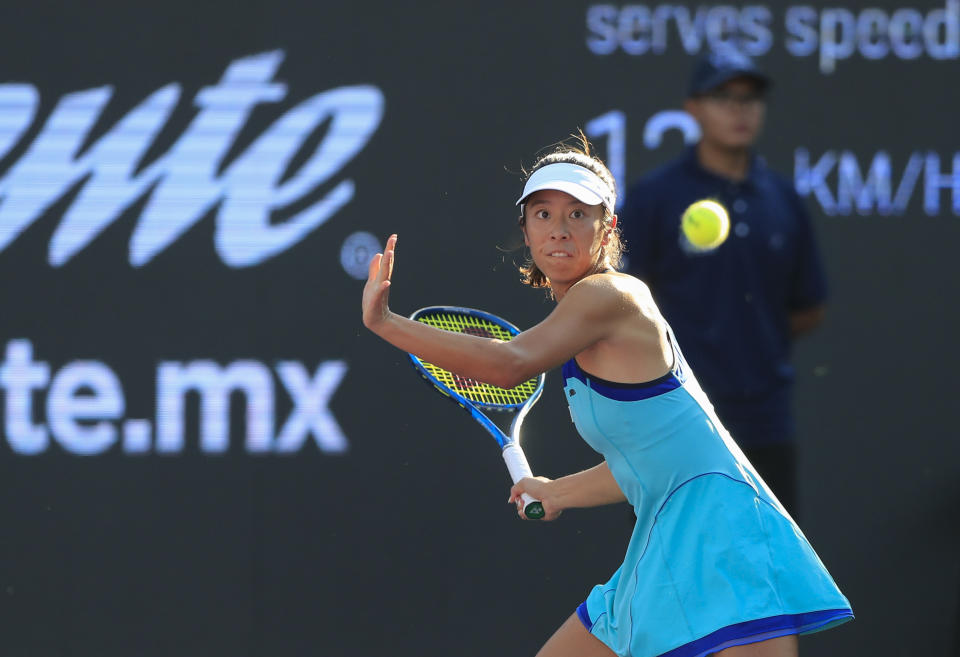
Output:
[681, 200, 730, 251]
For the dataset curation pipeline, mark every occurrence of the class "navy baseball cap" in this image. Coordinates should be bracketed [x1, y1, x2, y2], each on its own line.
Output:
[688, 49, 770, 97]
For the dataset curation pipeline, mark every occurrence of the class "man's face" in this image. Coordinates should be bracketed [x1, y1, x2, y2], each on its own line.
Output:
[684, 77, 766, 151]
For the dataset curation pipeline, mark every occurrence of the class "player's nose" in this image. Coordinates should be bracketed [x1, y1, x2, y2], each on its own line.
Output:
[549, 221, 571, 239]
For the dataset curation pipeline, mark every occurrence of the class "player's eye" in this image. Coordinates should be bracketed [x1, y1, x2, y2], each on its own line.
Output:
[535, 209, 550, 219]
[571, 209, 584, 219]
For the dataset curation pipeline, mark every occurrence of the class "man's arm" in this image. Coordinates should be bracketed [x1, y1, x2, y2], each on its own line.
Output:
[789, 304, 825, 337]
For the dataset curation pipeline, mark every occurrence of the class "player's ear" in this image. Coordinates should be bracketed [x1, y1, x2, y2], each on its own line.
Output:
[601, 215, 617, 245]
[521, 222, 530, 247]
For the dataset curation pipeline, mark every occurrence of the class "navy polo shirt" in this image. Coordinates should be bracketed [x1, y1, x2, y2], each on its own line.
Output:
[619, 146, 827, 446]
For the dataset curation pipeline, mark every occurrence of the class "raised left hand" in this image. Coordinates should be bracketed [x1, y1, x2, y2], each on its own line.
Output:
[362, 233, 397, 332]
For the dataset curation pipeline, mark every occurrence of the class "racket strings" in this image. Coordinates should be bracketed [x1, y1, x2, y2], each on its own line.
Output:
[415, 312, 539, 407]
[419, 312, 514, 341]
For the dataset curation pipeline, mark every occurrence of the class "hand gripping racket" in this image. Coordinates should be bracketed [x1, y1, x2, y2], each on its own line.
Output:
[407, 306, 545, 520]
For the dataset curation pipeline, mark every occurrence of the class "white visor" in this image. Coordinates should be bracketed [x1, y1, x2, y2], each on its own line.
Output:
[516, 163, 616, 214]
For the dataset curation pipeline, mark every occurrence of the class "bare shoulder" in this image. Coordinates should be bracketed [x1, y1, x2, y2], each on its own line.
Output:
[567, 272, 657, 312]
[563, 272, 670, 381]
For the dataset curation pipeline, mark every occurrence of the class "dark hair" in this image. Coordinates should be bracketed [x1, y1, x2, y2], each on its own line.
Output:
[517, 133, 623, 291]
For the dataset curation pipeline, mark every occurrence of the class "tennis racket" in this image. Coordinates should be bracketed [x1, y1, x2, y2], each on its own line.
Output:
[407, 306, 545, 520]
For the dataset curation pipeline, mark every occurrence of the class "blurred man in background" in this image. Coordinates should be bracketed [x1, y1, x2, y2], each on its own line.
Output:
[618, 50, 828, 518]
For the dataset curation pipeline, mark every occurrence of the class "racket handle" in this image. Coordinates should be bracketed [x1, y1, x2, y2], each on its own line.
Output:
[501, 443, 545, 520]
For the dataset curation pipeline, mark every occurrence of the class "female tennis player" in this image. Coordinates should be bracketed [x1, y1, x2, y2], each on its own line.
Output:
[361, 137, 852, 657]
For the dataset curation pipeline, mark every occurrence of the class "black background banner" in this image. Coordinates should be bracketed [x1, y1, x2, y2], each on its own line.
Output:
[1, 2, 958, 656]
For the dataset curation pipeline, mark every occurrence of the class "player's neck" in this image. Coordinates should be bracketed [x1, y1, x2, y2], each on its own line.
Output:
[550, 260, 610, 302]
[695, 141, 752, 182]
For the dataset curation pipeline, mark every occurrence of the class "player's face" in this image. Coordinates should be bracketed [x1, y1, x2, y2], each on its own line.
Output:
[521, 189, 612, 291]
[685, 78, 766, 151]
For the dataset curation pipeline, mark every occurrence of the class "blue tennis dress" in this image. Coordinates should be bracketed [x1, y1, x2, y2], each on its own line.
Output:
[564, 339, 852, 657]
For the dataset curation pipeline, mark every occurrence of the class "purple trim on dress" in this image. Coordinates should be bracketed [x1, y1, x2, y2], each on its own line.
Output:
[575, 601, 594, 632]
[562, 359, 683, 401]
[660, 609, 854, 657]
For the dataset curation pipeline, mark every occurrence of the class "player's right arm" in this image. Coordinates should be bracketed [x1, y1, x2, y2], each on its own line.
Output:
[508, 462, 626, 521]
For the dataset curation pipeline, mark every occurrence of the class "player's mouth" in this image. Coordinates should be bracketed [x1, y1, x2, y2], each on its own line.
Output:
[547, 251, 572, 257]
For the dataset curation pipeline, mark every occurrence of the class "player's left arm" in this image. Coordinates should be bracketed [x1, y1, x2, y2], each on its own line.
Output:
[364, 237, 627, 388]
[496, 276, 632, 384]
